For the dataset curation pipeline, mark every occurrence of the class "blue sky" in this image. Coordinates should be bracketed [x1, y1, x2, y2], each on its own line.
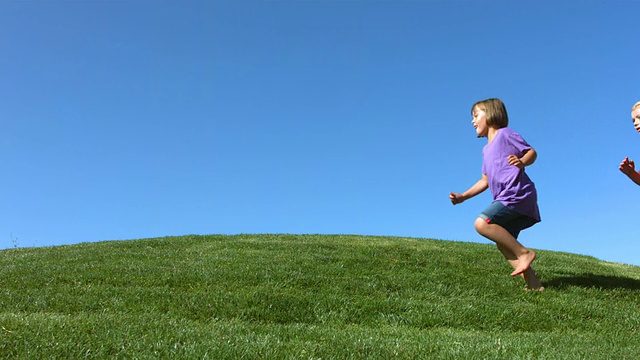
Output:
[1, 0, 639, 266]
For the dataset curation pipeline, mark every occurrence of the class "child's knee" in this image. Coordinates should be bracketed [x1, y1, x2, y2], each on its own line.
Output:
[474, 217, 488, 233]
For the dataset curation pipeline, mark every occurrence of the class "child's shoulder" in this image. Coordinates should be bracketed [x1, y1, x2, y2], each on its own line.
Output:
[500, 127, 531, 147]
[499, 126, 516, 134]
[500, 127, 524, 138]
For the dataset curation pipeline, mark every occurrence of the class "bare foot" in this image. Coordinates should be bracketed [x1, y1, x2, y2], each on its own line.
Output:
[522, 267, 543, 290]
[511, 250, 536, 276]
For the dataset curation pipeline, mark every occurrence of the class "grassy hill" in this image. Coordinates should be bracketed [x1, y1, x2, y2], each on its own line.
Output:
[0, 234, 638, 359]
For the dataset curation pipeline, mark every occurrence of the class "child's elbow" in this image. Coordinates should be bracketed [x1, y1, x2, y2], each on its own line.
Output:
[527, 148, 538, 163]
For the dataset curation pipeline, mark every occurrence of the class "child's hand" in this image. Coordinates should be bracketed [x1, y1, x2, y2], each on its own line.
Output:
[507, 155, 524, 169]
[449, 192, 465, 205]
[619, 157, 637, 175]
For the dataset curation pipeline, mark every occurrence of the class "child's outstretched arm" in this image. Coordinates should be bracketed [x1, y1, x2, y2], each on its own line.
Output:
[450, 174, 488, 205]
[507, 148, 537, 169]
[619, 157, 640, 186]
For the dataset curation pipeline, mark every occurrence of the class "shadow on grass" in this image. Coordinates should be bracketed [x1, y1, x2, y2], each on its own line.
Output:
[544, 273, 640, 290]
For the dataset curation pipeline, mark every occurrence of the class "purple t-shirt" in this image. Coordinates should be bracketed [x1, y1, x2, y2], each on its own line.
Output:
[482, 127, 540, 222]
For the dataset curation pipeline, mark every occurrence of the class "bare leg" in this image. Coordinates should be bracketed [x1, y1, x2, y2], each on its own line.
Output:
[474, 217, 537, 276]
[496, 244, 545, 291]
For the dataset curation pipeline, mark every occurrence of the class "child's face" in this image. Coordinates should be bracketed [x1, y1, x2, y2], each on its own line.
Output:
[632, 108, 640, 134]
[472, 106, 488, 137]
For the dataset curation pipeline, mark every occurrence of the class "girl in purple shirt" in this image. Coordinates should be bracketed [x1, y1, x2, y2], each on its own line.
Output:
[450, 98, 543, 291]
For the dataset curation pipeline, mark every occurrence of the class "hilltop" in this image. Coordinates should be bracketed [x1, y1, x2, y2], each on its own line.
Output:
[1, 234, 638, 358]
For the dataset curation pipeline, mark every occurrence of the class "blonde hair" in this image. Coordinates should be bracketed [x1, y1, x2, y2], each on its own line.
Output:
[472, 98, 509, 128]
[632, 101, 640, 112]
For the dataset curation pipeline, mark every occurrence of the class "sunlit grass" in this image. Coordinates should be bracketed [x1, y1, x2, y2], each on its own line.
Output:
[1, 234, 638, 358]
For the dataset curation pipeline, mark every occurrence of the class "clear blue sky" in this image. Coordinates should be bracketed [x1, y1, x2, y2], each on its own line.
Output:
[1, 1, 639, 266]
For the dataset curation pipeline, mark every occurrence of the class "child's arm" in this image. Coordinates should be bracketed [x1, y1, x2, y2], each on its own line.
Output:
[619, 157, 640, 186]
[508, 148, 537, 169]
[450, 174, 489, 205]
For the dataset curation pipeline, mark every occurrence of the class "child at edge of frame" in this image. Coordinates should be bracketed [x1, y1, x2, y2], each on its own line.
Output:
[619, 101, 640, 184]
[450, 98, 544, 291]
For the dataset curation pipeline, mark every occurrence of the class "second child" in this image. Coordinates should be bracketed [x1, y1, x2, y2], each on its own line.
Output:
[619, 101, 640, 184]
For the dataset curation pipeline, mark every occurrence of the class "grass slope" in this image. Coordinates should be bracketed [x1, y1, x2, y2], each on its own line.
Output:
[0, 234, 638, 359]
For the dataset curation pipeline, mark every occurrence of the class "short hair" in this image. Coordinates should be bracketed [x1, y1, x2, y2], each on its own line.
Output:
[632, 101, 640, 112]
[472, 98, 509, 128]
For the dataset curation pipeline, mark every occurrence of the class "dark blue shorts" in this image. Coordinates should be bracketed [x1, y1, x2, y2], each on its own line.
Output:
[478, 201, 538, 239]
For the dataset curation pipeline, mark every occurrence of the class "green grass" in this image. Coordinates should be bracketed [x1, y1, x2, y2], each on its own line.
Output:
[0, 234, 638, 359]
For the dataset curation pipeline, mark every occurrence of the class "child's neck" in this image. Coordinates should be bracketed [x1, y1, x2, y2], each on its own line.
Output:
[487, 127, 500, 144]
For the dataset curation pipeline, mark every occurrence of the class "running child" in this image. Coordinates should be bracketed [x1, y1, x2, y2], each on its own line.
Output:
[619, 101, 640, 184]
[450, 98, 543, 291]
